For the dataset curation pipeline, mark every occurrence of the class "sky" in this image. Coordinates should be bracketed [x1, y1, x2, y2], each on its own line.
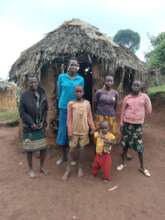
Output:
[0, 0, 164, 79]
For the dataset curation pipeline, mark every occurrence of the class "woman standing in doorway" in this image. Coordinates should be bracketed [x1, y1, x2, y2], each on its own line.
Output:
[19, 75, 48, 178]
[56, 59, 84, 165]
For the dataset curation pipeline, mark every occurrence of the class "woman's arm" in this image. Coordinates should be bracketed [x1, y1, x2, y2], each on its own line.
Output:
[114, 91, 119, 111]
[145, 94, 152, 115]
[120, 96, 127, 126]
[93, 90, 99, 113]
[57, 75, 62, 100]
[43, 96, 48, 127]
[87, 102, 95, 132]
[81, 77, 84, 88]
[19, 95, 35, 128]
[67, 102, 73, 137]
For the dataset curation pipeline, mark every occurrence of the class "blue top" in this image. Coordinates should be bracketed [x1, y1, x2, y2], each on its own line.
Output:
[57, 73, 84, 109]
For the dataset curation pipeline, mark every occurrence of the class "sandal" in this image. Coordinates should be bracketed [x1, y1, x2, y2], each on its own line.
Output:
[116, 164, 127, 171]
[139, 168, 151, 177]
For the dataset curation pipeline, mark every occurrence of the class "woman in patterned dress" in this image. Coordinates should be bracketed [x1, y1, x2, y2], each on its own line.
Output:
[19, 75, 48, 178]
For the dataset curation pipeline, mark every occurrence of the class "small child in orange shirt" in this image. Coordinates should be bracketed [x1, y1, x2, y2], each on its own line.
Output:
[92, 121, 115, 181]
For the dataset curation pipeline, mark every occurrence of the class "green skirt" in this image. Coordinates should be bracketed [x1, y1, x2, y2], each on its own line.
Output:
[121, 123, 144, 153]
[23, 129, 47, 152]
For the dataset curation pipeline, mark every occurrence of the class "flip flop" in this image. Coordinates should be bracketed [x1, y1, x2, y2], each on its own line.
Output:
[139, 168, 151, 177]
[116, 164, 127, 171]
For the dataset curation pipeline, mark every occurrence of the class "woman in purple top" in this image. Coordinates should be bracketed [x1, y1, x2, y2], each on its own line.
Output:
[94, 75, 119, 139]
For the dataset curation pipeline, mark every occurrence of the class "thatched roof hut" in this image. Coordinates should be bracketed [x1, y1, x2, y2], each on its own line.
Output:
[9, 18, 145, 85]
[9, 19, 146, 145]
[0, 81, 17, 112]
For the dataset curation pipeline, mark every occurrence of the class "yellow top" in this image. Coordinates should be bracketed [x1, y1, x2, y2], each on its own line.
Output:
[94, 131, 115, 155]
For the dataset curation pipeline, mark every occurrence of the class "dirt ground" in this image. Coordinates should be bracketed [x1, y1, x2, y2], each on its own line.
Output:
[0, 103, 165, 220]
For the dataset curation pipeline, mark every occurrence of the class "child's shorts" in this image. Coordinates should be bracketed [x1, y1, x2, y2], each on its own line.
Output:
[69, 135, 89, 149]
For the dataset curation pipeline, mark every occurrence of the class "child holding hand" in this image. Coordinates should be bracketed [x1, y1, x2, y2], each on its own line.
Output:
[62, 86, 95, 180]
[92, 121, 115, 181]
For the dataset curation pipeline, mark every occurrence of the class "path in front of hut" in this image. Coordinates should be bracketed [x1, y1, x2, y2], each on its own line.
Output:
[0, 103, 165, 220]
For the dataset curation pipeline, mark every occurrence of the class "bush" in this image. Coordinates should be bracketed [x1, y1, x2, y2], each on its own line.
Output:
[148, 84, 165, 95]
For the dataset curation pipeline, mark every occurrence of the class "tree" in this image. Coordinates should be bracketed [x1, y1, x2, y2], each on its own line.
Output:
[113, 29, 140, 53]
[146, 32, 165, 72]
[150, 32, 165, 47]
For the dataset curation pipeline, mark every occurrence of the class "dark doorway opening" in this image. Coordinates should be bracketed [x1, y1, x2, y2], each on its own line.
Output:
[54, 61, 93, 104]
[114, 67, 123, 89]
[78, 63, 93, 104]
[123, 68, 135, 94]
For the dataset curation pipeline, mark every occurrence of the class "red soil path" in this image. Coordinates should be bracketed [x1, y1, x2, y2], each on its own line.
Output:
[0, 102, 165, 220]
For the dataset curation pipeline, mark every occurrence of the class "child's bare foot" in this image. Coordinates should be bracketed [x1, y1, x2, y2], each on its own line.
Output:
[28, 170, 36, 178]
[103, 179, 110, 183]
[126, 153, 133, 161]
[77, 167, 84, 177]
[62, 170, 70, 181]
[103, 177, 111, 182]
[56, 157, 67, 165]
[70, 160, 77, 166]
[40, 167, 49, 175]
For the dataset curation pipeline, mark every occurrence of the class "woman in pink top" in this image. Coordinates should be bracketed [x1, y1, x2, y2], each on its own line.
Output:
[117, 80, 152, 177]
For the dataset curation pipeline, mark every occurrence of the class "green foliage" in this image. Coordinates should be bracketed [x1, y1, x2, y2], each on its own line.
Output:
[148, 84, 165, 95]
[146, 32, 165, 72]
[0, 111, 19, 122]
[113, 29, 140, 53]
[150, 32, 165, 47]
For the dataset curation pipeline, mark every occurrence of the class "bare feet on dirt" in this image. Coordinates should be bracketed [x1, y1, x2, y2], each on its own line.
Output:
[40, 167, 49, 175]
[28, 170, 36, 178]
[77, 167, 84, 177]
[62, 170, 70, 181]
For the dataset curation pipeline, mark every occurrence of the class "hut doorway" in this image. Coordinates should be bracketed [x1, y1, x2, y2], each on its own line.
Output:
[40, 65, 58, 146]
[57, 62, 93, 104]
[114, 67, 123, 89]
[123, 68, 135, 94]
[40, 62, 93, 140]
[78, 63, 93, 104]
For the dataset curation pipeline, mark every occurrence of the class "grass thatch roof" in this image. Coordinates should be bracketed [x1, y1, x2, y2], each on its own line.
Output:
[0, 81, 16, 92]
[9, 19, 145, 82]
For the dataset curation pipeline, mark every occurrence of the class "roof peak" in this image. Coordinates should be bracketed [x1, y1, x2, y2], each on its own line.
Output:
[60, 18, 99, 31]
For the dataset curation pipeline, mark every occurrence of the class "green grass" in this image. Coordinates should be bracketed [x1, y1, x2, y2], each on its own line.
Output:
[148, 84, 165, 95]
[0, 111, 19, 122]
